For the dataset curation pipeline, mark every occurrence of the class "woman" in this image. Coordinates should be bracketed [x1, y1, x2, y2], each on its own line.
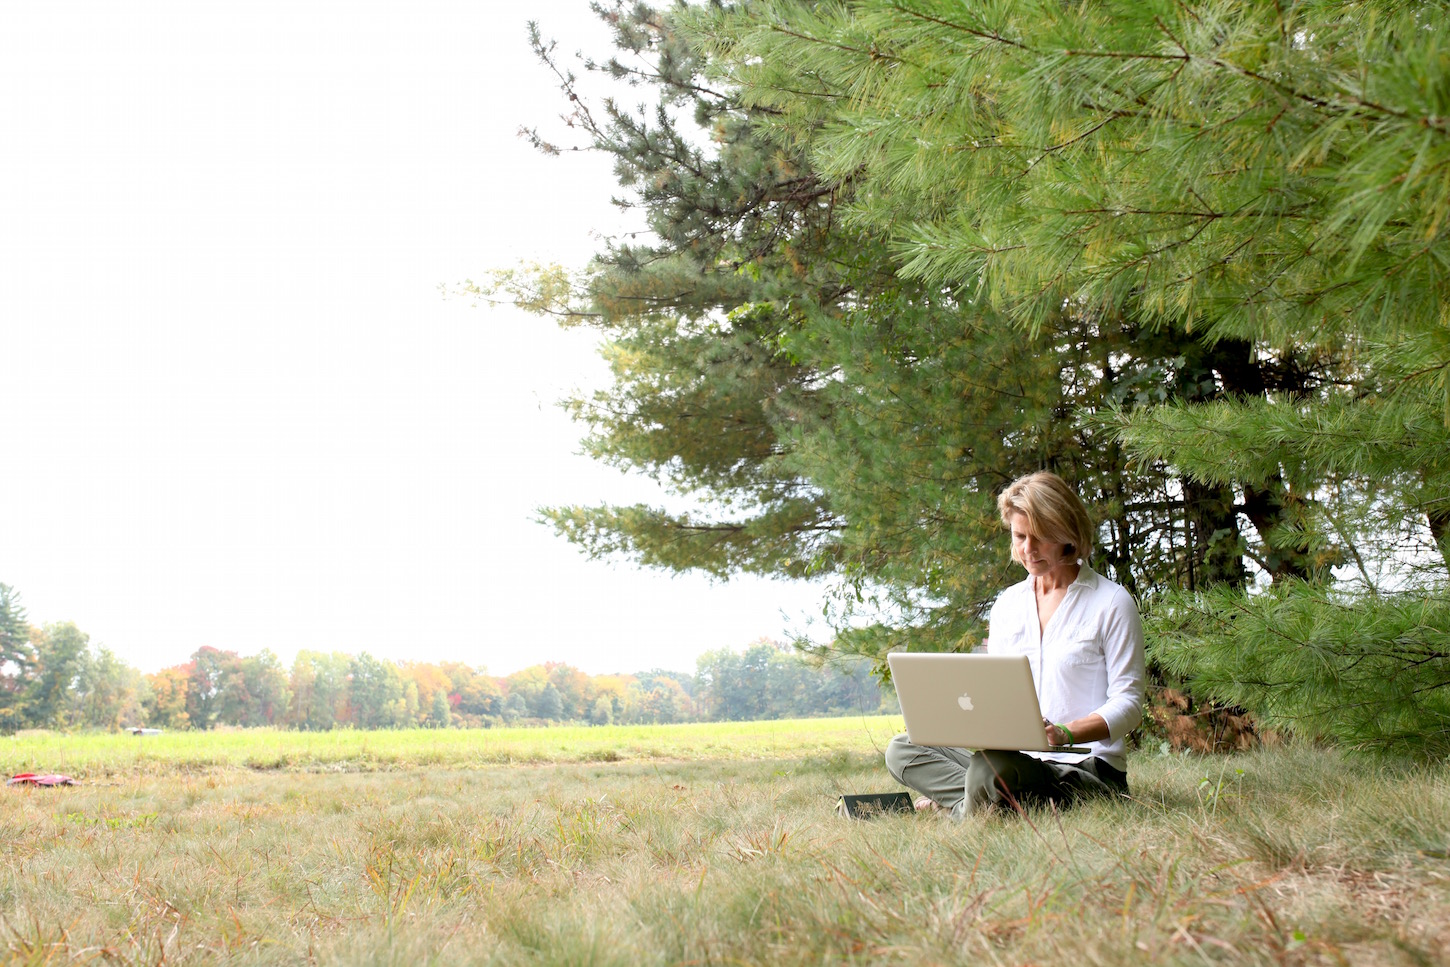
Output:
[885, 471, 1146, 817]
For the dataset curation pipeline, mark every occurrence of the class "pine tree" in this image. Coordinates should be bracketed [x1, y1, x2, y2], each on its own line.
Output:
[0, 583, 34, 731]
[695, 0, 1448, 573]
[685, 0, 1450, 754]
[504, 1, 1344, 675]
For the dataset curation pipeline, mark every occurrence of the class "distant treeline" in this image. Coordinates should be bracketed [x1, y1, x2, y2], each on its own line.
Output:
[0, 583, 896, 732]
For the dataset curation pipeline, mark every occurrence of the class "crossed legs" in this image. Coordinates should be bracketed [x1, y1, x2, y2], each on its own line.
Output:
[885, 733, 1122, 819]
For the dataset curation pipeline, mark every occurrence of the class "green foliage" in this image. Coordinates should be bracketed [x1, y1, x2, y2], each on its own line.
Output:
[78, 646, 146, 731]
[533, 682, 565, 721]
[0, 577, 895, 733]
[509, 2, 1354, 690]
[285, 649, 335, 730]
[27, 622, 91, 729]
[428, 688, 453, 728]
[689, 0, 1450, 576]
[0, 583, 33, 731]
[703, 0, 1450, 333]
[0, 612, 149, 733]
[501, 0, 1450, 753]
[237, 648, 292, 727]
[349, 651, 410, 730]
[183, 644, 232, 730]
[1151, 584, 1450, 757]
[696, 638, 894, 720]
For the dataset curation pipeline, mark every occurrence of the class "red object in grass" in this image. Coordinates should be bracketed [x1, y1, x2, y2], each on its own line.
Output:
[7, 773, 77, 787]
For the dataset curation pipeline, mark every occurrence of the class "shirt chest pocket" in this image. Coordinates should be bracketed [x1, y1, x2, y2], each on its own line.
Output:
[1056, 627, 1103, 668]
[996, 627, 1032, 655]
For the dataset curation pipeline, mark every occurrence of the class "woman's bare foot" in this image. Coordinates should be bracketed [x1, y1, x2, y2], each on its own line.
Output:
[913, 796, 942, 813]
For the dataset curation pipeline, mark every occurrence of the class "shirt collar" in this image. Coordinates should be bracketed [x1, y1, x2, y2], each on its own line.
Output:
[1016, 563, 1099, 594]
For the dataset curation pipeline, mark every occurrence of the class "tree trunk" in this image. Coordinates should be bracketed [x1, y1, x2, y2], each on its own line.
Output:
[1182, 477, 1247, 589]
[1239, 481, 1319, 582]
[1211, 338, 1320, 583]
[1428, 503, 1450, 573]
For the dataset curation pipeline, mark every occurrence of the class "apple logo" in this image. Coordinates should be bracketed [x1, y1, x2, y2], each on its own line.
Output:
[957, 693, 974, 711]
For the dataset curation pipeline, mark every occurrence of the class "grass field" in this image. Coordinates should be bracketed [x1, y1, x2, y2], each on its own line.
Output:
[2, 718, 1448, 965]
[2, 717, 907, 775]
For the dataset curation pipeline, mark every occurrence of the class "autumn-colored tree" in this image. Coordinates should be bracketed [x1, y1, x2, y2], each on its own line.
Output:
[145, 666, 191, 730]
[545, 662, 593, 720]
[401, 662, 454, 726]
[590, 674, 634, 723]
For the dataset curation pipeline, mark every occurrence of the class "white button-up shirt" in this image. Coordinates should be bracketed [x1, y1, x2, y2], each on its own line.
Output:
[985, 565, 1146, 773]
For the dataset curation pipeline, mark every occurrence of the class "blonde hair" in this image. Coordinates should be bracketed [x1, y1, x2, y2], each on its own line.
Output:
[996, 471, 1094, 564]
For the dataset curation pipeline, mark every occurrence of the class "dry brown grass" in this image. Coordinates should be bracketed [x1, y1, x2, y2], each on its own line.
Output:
[1, 731, 1447, 965]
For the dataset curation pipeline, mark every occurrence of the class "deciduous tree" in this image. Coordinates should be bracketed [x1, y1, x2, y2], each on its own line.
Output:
[238, 650, 291, 727]
[28, 622, 91, 728]
[145, 666, 191, 730]
[81, 646, 146, 730]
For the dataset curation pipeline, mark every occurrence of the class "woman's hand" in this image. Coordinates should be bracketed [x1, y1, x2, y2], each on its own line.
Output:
[1042, 714, 1110, 747]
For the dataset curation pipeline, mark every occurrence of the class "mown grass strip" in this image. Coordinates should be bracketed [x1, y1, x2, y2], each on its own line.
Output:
[0, 715, 907, 777]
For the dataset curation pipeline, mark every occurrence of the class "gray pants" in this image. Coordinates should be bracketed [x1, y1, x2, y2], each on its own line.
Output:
[884, 733, 1127, 820]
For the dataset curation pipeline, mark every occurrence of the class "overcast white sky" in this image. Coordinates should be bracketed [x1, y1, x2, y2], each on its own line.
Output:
[0, 1, 828, 676]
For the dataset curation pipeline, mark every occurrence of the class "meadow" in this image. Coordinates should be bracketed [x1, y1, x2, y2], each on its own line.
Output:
[2, 718, 1447, 965]
[1, 718, 903, 776]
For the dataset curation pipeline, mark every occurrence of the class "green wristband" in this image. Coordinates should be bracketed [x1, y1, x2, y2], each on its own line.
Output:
[1055, 723, 1074, 746]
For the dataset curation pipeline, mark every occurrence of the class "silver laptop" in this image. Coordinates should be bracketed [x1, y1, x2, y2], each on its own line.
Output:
[887, 652, 1090, 752]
